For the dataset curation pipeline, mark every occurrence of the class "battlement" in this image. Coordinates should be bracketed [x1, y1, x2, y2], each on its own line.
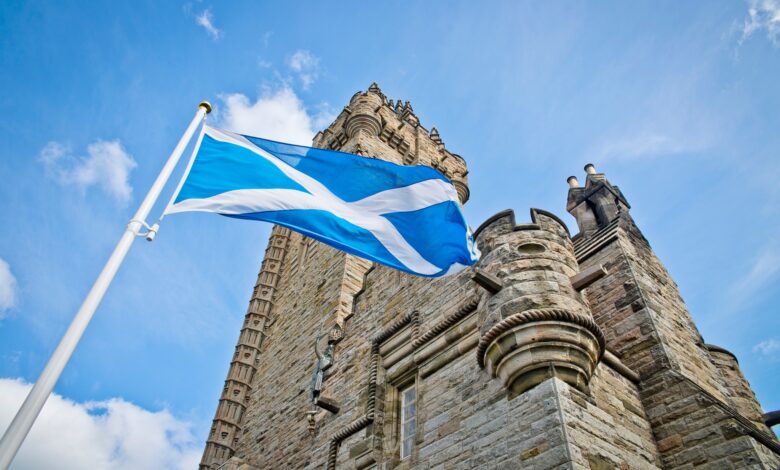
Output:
[200, 89, 780, 470]
[312, 83, 470, 203]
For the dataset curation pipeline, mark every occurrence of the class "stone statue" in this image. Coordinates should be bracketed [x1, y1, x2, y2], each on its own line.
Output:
[310, 333, 334, 404]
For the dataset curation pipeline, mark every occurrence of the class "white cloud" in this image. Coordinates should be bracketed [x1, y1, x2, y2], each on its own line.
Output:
[218, 86, 331, 145]
[753, 338, 780, 356]
[0, 257, 18, 317]
[287, 50, 320, 90]
[715, 242, 780, 317]
[734, 244, 780, 296]
[0, 378, 201, 470]
[585, 68, 718, 163]
[741, 0, 780, 45]
[589, 132, 702, 162]
[39, 140, 137, 204]
[195, 8, 221, 40]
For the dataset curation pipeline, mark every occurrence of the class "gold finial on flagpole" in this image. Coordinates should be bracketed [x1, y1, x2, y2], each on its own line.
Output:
[199, 100, 212, 114]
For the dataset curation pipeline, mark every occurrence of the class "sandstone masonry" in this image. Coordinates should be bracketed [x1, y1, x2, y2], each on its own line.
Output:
[200, 85, 780, 469]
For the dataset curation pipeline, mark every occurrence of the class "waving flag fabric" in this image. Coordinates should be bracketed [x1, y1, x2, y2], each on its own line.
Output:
[165, 125, 479, 277]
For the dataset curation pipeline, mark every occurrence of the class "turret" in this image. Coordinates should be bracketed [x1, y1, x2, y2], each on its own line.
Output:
[706, 344, 768, 428]
[473, 209, 605, 397]
[344, 87, 383, 138]
[567, 163, 780, 468]
[312, 83, 470, 204]
[566, 163, 630, 238]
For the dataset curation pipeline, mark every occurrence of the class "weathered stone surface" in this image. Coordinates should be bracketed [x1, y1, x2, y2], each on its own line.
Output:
[199, 86, 779, 469]
[569, 168, 780, 469]
[707, 344, 768, 429]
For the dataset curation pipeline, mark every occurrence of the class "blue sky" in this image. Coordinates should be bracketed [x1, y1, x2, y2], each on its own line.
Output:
[1, 0, 780, 466]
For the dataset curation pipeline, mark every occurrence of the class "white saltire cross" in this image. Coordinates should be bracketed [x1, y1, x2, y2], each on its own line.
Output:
[167, 126, 460, 275]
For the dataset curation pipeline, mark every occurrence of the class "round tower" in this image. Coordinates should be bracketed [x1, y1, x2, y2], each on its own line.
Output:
[344, 87, 383, 138]
[474, 209, 605, 397]
[706, 344, 767, 427]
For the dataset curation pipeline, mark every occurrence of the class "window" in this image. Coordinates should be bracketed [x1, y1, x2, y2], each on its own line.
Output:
[399, 383, 417, 460]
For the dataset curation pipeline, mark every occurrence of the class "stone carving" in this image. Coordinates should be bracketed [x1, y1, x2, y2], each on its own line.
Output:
[477, 307, 605, 396]
[310, 332, 334, 404]
[200, 84, 780, 470]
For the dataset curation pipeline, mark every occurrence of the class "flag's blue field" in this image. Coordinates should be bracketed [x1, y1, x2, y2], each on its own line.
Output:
[167, 126, 480, 277]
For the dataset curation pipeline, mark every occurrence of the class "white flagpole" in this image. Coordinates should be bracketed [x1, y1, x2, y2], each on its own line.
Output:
[0, 101, 212, 470]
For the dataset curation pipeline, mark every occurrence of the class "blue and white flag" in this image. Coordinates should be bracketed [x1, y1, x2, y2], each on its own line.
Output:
[165, 125, 480, 277]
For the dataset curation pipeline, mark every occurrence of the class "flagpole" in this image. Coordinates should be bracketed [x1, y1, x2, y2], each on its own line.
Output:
[0, 101, 212, 469]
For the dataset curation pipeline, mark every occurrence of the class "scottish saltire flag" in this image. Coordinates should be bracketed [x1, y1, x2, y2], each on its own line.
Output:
[165, 125, 480, 277]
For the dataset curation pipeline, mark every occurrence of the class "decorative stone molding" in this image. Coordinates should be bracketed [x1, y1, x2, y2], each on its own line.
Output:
[324, 296, 480, 470]
[344, 90, 383, 138]
[345, 113, 382, 138]
[477, 308, 605, 396]
[471, 208, 606, 397]
[451, 175, 470, 204]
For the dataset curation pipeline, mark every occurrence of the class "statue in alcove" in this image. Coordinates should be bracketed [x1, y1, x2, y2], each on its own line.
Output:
[309, 325, 341, 414]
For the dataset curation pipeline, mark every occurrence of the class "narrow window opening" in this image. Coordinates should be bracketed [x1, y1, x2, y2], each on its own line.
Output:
[399, 383, 416, 460]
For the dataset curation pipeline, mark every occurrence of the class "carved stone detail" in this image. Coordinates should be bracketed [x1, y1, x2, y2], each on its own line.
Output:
[345, 113, 381, 137]
[477, 308, 605, 396]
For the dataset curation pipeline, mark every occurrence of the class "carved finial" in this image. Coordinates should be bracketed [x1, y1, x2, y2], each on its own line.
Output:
[368, 82, 381, 93]
[328, 324, 343, 343]
[430, 127, 442, 144]
[388, 99, 394, 109]
[395, 100, 403, 113]
[306, 409, 317, 435]
[404, 101, 413, 112]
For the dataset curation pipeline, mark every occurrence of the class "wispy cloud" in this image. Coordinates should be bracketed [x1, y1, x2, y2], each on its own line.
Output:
[719, 242, 780, 316]
[39, 140, 137, 204]
[262, 31, 273, 48]
[0, 378, 201, 469]
[734, 243, 780, 295]
[195, 8, 221, 40]
[311, 102, 337, 131]
[0, 257, 18, 318]
[741, 0, 780, 46]
[753, 338, 780, 357]
[287, 49, 320, 90]
[588, 132, 703, 162]
[218, 85, 332, 145]
[585, 65, 718, 163]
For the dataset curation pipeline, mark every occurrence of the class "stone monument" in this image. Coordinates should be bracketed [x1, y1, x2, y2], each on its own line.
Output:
[199, 84, 779, 469]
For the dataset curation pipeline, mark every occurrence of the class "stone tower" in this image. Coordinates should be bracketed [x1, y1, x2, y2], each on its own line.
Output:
[199, 85, 779, 469]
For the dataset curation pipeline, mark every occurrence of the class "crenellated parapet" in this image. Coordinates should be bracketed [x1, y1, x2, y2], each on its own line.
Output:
[473, 209, 605, 397]
[200, 87, 780, 470]
[312, 83, 470, 203]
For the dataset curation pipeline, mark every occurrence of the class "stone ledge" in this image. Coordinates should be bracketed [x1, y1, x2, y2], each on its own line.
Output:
[705, 343, 739, 363]
[477, 309, 605, 396]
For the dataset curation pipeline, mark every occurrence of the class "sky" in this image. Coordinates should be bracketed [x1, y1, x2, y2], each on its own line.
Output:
[1, 0, 779, 467]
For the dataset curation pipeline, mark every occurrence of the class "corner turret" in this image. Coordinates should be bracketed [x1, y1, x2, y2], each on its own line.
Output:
[473, 209, 605, 397]
[566, 163, 630, 238]
[312, 83, 470, 204]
